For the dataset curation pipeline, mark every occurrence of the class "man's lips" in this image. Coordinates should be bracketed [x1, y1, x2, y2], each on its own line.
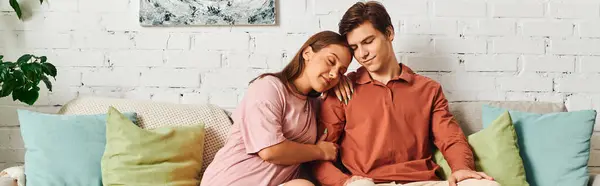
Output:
[360, 55, 376, 63]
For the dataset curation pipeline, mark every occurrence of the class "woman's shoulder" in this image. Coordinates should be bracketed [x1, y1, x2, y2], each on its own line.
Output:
[247, 75, 289, 102]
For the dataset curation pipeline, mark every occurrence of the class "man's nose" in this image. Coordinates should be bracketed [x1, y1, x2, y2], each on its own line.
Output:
[358, 48, 369, 59]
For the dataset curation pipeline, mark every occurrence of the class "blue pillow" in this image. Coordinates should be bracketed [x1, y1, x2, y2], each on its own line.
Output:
[482, 105, 596, 186]
[18, 109, 138, 186]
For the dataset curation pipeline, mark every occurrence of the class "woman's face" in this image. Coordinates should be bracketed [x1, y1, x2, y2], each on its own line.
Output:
[302, 44, 352, 93]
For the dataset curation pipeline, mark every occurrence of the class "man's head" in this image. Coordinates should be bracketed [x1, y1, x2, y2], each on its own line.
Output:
[339, 1, 395, 73]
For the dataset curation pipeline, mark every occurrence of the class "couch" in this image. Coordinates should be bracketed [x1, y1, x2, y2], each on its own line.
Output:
[2, 96, 599, 186]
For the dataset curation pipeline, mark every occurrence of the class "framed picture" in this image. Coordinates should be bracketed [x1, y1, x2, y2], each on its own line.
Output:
[140, 0, 276, 26]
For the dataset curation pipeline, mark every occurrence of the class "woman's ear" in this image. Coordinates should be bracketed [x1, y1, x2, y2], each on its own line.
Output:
[302, 46, 314, 63]
[386, 26, 395, 41]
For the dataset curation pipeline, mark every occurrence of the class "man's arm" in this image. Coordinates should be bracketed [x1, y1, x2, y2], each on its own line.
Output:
[430, 85, 475, 172]
[312, 91, 352, 186]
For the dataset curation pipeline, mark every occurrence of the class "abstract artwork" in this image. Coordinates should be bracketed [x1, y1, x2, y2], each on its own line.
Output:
[140, 0, 276, 26]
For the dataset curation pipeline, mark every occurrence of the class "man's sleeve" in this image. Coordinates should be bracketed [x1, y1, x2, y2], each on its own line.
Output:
[312, 91, 351, 186]
[430, 85, 475, 172]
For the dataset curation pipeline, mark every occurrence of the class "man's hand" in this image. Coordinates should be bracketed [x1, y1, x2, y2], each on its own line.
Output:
[343, 176, 373, 186]
[448, 169, 494, 186]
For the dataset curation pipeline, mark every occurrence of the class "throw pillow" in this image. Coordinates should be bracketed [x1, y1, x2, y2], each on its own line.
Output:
[434, 111, 529, 186]
[482, 105, 596, 186]
[18, 109, 138, 186]
[101, 107, 205, 186]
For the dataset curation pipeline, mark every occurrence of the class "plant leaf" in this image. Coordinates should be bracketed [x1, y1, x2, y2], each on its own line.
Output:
[21, 86, 39, 105]
[17, 54, 32, 64]
[0, 55, 3, 61]
[42, 63, 57, 77]
[40, 0, 43, 4]
[0, 79, 15, 97]
[41, 76, 52, 92]
[9, 0, 22, 19]
[40, 56, 47, 63]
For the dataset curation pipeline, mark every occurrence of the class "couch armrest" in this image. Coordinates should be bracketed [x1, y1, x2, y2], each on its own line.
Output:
[591, 174, 600, 186]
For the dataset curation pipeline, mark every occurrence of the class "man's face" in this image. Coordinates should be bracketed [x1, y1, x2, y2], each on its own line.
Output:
[346, 21, 394, 73]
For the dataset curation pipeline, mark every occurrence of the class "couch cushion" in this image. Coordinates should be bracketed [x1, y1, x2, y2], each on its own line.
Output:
[58, 96, 233, 175]
[448, 101, 566, 135]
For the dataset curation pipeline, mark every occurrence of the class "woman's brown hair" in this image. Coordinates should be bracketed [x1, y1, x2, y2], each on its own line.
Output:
[250, 31, 350, 98]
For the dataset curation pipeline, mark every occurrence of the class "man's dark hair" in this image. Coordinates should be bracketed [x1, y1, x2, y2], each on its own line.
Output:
[338, 1, 393, 38]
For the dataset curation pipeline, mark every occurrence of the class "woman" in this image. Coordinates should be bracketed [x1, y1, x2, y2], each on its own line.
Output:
[200, 31, 353, 186]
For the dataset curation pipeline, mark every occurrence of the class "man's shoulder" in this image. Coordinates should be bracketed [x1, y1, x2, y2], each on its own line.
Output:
[411, 73, 442, 89]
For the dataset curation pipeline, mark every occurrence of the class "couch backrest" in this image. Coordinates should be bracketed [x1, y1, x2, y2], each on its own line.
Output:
[58, 96, 233, 176]
[448, 101, 567, 135]
[58, 97, 567, 175]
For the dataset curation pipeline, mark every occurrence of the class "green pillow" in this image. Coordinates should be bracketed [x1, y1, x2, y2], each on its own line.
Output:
[101, 107, 205, 186]
[482, 105, 596, 186]
[18, 109, 138, 186]
[434, 111, 529, 186]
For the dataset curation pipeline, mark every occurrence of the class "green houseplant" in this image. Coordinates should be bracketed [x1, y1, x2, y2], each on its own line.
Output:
[9, 0, 43, 19]
[0, 54, 57, 105]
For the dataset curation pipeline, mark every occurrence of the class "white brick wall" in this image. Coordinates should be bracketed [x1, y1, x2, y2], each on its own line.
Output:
[2, 0, 600, 172]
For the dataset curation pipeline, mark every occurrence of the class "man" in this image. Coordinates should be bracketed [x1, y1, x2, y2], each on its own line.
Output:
[312, 2, 500, 186]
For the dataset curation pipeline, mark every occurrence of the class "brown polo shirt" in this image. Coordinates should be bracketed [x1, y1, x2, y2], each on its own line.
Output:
[312, 63, 474, 186]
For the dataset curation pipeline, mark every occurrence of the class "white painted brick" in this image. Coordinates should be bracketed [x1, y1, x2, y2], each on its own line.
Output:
[203, 69, 263, 88]
[394, 36, 434, 53]
[403, 19, 457, 35]
[79, 0, 129, 13]
[122, 88, 152, 101]
[50, 49, 105, 67]
[7, 129, 22, 148]
[17, 32, 70, 49]
[54, 67, 82, 86]
[313, 0, 357, 15]
[40, 0, 79, 12]
[434, 0, 486, 17]
[497, 75, 553, 91]
[48, 87, 79, 105]
[505, 92, 536, 102]
[151, 91, 181, 103]
[490, 37, 545, 54]
[194, 33, 250, 51]
[550, 2, 600, 19]
[523, 55, 575, 72]
[107, 50, 163, 67]
[82, 68, 140, 87]
[440, 74, 496, 91]
[581, 56, 600, 73]
[19, 12, 76, 32]
[209, 89, 239, 109]
[73, 32, 135, 49]
[556, 75, 600, 93]
[463, 55, 518, 72]
[134, 32, 170, 50]
[281, 16, 320, 34]
[74, 14, 104, 31]
[381, 0, 428, 17]
[224, 52, 252, 69]
[403, 56, 459, 71]
[284, 34, 311, 53]
[549, 39, 600, 55]
[253, 33, 285, 53]
[579, 21, 600, 37]
[521, 21, 574, 37]
[101, 13, 142, 32]
[167, 33, 191, 50]
[435, 37, 487, 54]
[164, 50, 221, 69]
[492, 2, 545, 18]
[566, 94, 594, 111]
[181, 92, 209, 104]
[459, 19, 516, 36]
[319, 14, 342, 33]
[140, 68, 200, 87]
[0, 129, 10, 147]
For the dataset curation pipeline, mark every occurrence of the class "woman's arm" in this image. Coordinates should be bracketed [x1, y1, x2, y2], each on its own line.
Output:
[258, 135, 337, 165]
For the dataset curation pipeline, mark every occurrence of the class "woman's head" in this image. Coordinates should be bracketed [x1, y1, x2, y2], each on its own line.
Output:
[254, 31, 352, 97]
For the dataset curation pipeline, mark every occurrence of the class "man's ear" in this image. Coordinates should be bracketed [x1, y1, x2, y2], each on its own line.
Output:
[386, 26, 395, 41]
[302, 46, 314, 62]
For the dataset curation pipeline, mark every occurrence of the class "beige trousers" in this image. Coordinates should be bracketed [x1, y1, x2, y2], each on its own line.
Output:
[348, 179, 500, 186]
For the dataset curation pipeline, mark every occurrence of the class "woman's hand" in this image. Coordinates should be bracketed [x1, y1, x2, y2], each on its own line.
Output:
[333, 75, 354, 105]
[316, 134, 338, 161]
